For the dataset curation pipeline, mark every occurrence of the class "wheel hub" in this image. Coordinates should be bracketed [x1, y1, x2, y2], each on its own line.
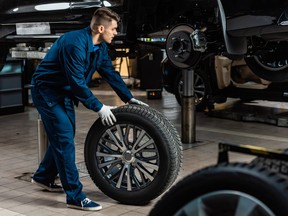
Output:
[122, 150, 134, 163]
[166, 24, 202, 69]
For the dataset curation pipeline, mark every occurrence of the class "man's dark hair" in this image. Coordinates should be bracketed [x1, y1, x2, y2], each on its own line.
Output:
[91, 7, 120, 29]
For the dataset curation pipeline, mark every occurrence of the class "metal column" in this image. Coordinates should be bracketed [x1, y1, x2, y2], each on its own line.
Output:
[37, 114, 47, 164]
[181, 68, 196, 143]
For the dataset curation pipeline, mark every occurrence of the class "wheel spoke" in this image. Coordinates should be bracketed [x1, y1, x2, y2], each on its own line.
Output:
[131, 171, 142, 187]
[134, 166, 147, 185]
[126, 165, 132, 191]
[132, 130, 146, 149]
[116, 125, 125, 145]
[194, 75, 200, 83]
[194, 89, 204, 95]
[103, 164, 121, 177]
[135, 163, 154, 181]
[235, 196, 257, 216]
[132, 139, 154, 154]
[135, 159, 159, 171]
[96, 152, 122, 158]
[123, 124, 132, 145]
[116, 165, 127, 189]
[106, 129, 126, 151]
[98, 158, 122, 168]
[175, 198, 208, 216]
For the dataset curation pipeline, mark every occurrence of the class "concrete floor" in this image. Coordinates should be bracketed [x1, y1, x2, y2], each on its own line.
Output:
[1, 81, 288, 216]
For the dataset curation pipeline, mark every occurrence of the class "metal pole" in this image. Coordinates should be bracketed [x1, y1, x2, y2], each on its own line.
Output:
[37, 114, 48, 164]
[181, 68, 196, 143]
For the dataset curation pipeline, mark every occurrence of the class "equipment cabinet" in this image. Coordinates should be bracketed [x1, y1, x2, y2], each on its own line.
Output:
[0, 59, 24, 115]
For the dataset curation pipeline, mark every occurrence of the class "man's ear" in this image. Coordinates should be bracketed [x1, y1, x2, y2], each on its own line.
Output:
[98, 25, 104, 33]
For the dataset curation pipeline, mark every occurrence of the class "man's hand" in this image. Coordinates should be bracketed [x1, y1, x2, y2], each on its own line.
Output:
[97, 105, 117, 126]
[129, 98, 149, 106]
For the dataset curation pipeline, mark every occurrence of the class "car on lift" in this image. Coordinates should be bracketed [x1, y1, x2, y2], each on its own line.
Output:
[162, 55, 288, 111]
[140, 0, 288, 111]
[2, 0, 288, 112]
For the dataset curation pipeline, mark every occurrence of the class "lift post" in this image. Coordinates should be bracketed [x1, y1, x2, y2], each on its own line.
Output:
[37, 114, 48, 164]
[181, 68, 196, 143]
[11, 45, 50, 164]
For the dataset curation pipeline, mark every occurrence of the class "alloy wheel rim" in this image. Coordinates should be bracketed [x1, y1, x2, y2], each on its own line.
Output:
[96, 124, 160, 191]
[254, 55, 288, 71]
[174, 190, 275, 216]
[179, 73, 206, 105]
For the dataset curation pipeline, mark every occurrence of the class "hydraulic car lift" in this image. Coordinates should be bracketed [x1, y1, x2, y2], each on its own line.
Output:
[208, 99, 288, 127]
[218, 142, 288, 164]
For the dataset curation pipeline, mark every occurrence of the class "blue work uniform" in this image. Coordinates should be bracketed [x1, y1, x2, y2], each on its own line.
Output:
[31, 26, 133, 204]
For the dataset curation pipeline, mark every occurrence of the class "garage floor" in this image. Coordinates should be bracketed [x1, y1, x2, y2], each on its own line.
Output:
[1, 81, 288, 216]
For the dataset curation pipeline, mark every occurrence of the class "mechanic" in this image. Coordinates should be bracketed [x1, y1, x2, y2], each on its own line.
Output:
[30, 7, 148, 211]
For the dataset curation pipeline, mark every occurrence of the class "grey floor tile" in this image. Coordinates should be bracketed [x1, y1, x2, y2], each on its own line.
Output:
[0, 83, 288, 216]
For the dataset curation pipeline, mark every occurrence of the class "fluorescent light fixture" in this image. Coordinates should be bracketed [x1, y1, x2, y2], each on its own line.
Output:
[35, 3, 70, 11]
[12, 8, 19, 12]
[103, 1, 112, 7]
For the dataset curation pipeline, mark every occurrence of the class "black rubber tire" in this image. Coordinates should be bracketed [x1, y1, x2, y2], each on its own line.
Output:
[245, 44, 288, 82]
[149, 162, 288, 216]
[133, 105, 183, 169]
[174, 67, 211, 111]
[84, 105, 182, 205]
[250, 156, 288, 178]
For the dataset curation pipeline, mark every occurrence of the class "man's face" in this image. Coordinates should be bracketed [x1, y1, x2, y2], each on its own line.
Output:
[100, 19, 118, 44]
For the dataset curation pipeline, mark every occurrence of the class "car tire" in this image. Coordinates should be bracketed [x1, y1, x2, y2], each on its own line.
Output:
[174, 66, 211, 111]
[245, 49, 288, 82]
[149, 162, 288, 216]
[250, 155, 288, 177]
[84, 105, 183, 205]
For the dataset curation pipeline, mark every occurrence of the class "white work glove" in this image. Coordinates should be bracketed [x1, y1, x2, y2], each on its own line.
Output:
[128, 98, 149, 106]
[97, 105, 117, 126]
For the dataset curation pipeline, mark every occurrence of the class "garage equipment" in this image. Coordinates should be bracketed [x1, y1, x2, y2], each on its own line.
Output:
[218, 142, 288, 164]
[165, 24, 207, 144]
[37, 115, 48, 163]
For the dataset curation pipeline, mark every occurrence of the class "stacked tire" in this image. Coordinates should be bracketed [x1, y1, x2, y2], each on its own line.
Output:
[250, 152, 288, 178]
[84, 104, 183, 204]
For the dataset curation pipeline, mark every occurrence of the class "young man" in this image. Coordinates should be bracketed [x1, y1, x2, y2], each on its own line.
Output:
[30, 7, 147, 211]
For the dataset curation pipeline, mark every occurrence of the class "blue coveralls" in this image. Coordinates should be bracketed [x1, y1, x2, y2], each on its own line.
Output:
[31, 26, 133, 203]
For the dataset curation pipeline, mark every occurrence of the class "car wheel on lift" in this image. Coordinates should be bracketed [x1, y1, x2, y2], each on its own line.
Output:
[174, 66, 211, 111]
[245, 42, 288, 82]
[149, 163, 288, 216]
[84, 105, 183, 205]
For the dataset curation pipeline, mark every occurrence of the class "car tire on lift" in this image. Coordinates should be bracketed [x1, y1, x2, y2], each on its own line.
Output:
[245, 49, 288, 82]
[84, 105, 183, 205]
[149, 162, 288, 216]
[174, 65, 211, 112]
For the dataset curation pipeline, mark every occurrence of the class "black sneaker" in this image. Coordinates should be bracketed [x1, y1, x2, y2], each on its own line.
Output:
[31, 178, 63, 192]
[67, 198, 102, 211]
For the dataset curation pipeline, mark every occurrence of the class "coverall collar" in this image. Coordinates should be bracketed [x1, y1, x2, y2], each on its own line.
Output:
[85, 26, 102, 53]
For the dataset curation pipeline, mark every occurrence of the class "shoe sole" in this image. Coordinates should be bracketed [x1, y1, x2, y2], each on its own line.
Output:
[31, 179, 63, 192]
[67, 204, 102, 211]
